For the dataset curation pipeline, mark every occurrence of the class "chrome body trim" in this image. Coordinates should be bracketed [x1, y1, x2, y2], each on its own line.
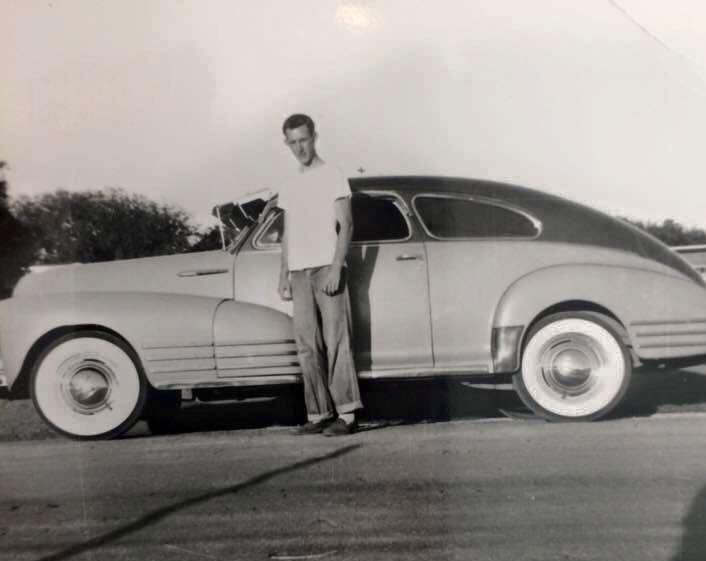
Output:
[153, 374, 302, 390]
[215, 342, 297, 358]
[630, 318, 706, 355]
[143, 339, 302, 380]
[636, 330, 706, 338]
[639, 342, 706, 350]
[357, 366, 490, 379]
[151, 366, 496, 391]
[631, 318, 706, 327]
[177, 269, 230, 277]
[216, 339, 301, 377]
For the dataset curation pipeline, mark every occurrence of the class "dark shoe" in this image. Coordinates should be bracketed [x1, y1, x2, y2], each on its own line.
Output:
[323, 418, 358, 437]
[294, 419, 333, 435]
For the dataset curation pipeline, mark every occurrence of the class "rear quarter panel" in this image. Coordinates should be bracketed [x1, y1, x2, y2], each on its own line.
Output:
[493, 264, 706, 361]
[425, 240, 689, 368]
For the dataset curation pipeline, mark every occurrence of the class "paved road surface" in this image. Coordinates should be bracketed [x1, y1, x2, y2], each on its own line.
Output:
[2, 413, 706, 561]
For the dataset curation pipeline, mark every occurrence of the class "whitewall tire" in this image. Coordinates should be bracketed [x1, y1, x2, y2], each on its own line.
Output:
[30, 332, 147, 439]
[513, 312, 632, 422]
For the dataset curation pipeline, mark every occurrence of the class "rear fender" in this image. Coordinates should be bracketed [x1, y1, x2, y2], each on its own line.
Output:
[493, 264, 706, 368]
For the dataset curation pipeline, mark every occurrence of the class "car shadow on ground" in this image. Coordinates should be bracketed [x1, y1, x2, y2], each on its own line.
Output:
[137, 379, 508, 437]
[615, 365, 706, 418]
[125, 365, 697, 437]
[135, 365, 706, 437]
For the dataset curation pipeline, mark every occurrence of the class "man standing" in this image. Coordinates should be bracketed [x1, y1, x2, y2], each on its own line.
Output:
[277, 113, 363, 436]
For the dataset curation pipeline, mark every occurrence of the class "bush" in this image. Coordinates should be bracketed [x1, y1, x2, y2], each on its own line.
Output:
[12, 188, 199, 264]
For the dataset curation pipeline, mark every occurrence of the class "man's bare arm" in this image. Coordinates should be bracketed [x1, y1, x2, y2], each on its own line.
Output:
[323, 197, 353, 295]
[278, 212, 291, 300]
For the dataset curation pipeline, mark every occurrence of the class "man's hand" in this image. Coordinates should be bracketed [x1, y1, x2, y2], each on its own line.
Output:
[321, 265, 342, 295]
[278, 273, 292, 301]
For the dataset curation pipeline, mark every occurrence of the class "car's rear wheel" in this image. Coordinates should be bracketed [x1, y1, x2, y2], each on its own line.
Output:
[30, 332, 148, 439]
[513, 312, 632, 421]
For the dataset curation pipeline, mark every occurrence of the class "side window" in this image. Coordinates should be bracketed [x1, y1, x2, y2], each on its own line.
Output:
[414, 196, 539, 239]
[255, 193, 409, 247]
[351, 194, 409, 243]
[257, 211, 284, 246]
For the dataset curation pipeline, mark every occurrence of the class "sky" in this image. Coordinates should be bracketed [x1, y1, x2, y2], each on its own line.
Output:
[2, 0, 706, 229]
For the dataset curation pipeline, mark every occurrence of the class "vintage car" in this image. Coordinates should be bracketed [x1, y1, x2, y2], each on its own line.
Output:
[1, 176, 706, 439]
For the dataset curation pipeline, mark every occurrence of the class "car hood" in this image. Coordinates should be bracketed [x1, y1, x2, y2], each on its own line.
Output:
[13, 250, 234, 299]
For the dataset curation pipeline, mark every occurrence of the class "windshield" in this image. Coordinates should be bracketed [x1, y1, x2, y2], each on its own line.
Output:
[212, 189, 276, 251]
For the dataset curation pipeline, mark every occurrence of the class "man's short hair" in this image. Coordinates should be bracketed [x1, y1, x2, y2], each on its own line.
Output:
[282, 113, 315, 136]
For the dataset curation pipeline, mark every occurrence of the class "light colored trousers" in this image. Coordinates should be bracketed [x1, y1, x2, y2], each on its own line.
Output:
[290, 266, 363, 422]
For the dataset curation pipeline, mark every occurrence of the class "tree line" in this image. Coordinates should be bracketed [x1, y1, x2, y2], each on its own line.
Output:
[0, 162, 220, 297]
[620, 217, 706, 247]
[1, 160, 705, 298]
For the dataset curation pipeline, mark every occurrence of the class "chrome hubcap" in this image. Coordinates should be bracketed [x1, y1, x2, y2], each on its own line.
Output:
[69, 369, 109, 406]
[61, 359, 113, 413]
[552, 349, 592, 386]
[540, 336, 601, 397]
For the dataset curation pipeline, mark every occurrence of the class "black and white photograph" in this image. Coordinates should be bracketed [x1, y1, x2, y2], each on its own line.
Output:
[2, 1, 706, 559]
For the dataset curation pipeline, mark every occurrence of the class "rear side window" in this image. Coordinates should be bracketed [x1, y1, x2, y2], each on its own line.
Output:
[414, 195, 539, 239]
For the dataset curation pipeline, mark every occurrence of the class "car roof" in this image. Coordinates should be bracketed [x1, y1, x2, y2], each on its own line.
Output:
[350, 176, 703, 286]
[350, 175, 583, 215]
[350, 175, 535, 197]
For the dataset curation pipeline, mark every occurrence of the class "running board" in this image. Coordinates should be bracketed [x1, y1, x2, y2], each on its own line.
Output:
[151, 366, 494, 391]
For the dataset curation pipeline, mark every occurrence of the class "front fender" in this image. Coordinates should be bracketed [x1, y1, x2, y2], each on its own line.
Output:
[0, 292, 222, 390]
[212, 300, 300, 379]
[493, 264, 706, 363]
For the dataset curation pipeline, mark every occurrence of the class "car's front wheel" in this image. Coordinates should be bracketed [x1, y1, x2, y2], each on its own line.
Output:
[31, 332, 148, 439]
[513, 312, 632, 421]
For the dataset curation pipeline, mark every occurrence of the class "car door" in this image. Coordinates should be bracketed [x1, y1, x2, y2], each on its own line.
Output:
[346, 191, 433, 373]
[412, 193, 542, 372]
[233, 190, 434, 374]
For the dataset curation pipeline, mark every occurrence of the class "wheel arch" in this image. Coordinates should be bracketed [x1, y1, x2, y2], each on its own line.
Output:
[492, 299, 634, 374]
[493, 262, 706, 365]
[2, 292, 221, 396]
[490, 264, 647, 374]
[523, 300, 631, 351]
[12, 324, 146, 398]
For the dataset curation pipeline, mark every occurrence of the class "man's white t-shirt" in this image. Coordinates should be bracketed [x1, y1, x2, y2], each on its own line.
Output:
[278, 161, 351, 272]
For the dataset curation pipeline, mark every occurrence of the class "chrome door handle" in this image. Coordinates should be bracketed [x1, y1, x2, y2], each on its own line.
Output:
[177, 269, 229, 277]
[396, 254, 422, 261]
